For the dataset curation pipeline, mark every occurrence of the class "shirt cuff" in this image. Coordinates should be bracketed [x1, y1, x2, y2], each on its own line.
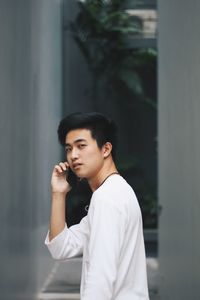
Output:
[44, 223, 68, 245]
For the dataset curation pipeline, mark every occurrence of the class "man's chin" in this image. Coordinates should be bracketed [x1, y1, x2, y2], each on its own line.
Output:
[74, 170, 87, 179]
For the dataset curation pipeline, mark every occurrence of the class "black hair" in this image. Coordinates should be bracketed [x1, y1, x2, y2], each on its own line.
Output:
[57, 112, 118, 160]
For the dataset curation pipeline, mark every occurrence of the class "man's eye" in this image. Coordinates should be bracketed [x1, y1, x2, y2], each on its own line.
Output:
[65, 148, 71, 153]
[79, 144, 86, 149]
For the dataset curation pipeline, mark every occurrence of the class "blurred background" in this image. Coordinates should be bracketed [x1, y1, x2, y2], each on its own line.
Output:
[0, 0, 200, 299]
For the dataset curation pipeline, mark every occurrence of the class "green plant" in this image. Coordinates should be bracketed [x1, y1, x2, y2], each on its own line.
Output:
[69, 0, 157, 109]
[67, 0, 158, 228]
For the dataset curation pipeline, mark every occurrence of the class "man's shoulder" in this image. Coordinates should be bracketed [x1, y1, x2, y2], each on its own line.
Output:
[91, 175, 139, 212]
[102, 174, 135, 197]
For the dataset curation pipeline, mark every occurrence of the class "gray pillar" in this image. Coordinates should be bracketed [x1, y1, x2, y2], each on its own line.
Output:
[0, 0, 63, 299]
[158, 1, 200, 299]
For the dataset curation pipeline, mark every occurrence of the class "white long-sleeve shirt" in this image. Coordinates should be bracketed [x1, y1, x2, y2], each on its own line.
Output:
[45, 174, 149, 300]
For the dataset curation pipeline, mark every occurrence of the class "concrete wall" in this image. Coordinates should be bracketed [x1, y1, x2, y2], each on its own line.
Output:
[0, 1, 63, 299]
[158, 1, 200, 299]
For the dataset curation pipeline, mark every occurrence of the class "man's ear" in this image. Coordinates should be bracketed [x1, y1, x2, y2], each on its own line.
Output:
[103, 142, 112, 158]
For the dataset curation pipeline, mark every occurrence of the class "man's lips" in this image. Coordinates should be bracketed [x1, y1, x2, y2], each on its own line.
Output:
[72, 163, 83, 170]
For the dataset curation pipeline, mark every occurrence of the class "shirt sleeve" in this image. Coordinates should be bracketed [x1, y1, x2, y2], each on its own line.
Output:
[44, 215, 88, 260]
[82, 195, 127, 300]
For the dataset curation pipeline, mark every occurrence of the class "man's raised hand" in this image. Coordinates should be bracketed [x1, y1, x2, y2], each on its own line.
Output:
[51, 162, 71, 194]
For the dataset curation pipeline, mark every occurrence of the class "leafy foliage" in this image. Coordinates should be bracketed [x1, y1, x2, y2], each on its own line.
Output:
[68, 0, 157, 104]
[67, 0, 158, 228]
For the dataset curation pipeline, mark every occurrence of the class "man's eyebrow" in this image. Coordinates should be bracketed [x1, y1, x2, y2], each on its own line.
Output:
[65, 138, 87, 147]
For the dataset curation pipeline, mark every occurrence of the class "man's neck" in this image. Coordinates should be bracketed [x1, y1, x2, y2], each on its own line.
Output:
[88, 160, 118, 192]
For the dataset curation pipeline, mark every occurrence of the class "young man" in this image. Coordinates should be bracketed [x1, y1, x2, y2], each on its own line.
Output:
[45, 112, 149, 300]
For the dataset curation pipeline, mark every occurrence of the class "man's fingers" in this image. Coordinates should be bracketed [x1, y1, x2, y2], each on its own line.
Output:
[54, 162, 69, 173]
[64, 161, 69, 168]
[59, 161, 70, 171]
[54, 165, 63, 173]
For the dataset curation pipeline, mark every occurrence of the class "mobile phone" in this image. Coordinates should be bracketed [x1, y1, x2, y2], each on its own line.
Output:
[66, 167, 78, 188]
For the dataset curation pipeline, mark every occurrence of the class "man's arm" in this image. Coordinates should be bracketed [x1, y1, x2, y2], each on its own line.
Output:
[49, 162, 71, 241]
[45, 162, 88, 260]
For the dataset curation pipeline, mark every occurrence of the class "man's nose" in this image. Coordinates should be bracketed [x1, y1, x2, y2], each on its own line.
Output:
[71, 148, 79, 160]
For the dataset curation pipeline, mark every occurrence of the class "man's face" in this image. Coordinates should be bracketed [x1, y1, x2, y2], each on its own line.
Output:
[65, 128, 105, 179]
